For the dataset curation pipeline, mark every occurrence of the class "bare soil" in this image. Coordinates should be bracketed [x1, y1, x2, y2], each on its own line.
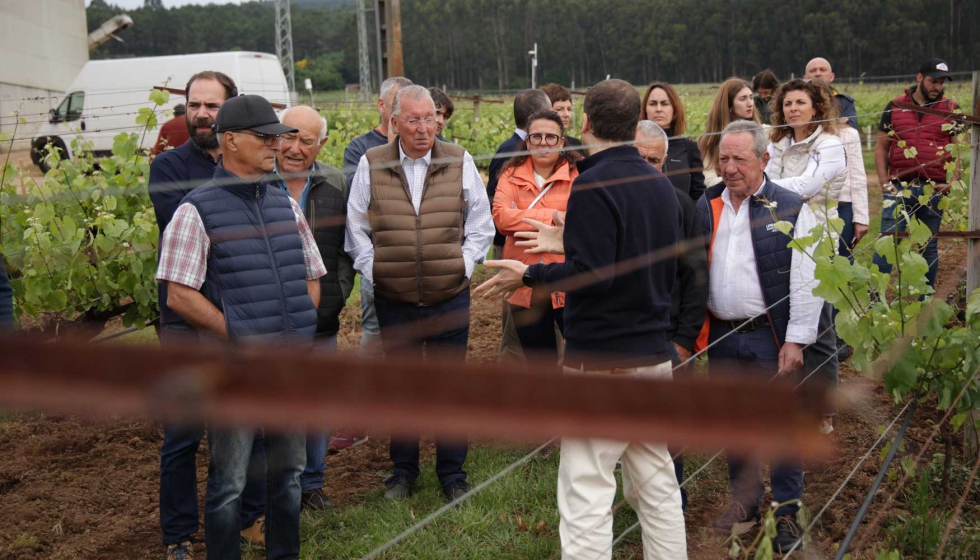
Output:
[0, 238, 971, 559]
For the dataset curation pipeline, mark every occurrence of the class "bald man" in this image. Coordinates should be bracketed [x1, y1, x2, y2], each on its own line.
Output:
[804, 57, 858, 129]
[277, 105, 354, 510]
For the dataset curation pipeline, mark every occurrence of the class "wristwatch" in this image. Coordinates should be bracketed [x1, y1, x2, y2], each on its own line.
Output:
[522, 267, 534, 287]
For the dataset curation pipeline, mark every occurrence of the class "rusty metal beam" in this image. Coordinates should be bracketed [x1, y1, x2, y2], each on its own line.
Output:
[0, 334, 831, 458]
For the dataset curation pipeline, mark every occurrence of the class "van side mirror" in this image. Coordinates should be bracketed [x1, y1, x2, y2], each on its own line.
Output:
[49, 108, 60, 124]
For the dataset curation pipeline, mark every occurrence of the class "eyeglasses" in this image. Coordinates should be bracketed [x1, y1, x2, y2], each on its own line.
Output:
[527, 133, 562, 146]
[282, 132, 318, 148]
[400, 117, 437, 129]
[234, 130, 284, 146]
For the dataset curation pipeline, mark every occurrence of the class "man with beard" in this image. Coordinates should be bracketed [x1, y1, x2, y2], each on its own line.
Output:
[871, 58, 962, 289]
[148, 71, 267, 560]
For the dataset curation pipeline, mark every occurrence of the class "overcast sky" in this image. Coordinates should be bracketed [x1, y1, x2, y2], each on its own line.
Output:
[87, 0, 247, 8]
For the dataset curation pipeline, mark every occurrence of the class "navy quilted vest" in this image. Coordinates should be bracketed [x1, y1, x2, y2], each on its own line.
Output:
[696, 177, 804, 346]
[182, 164, 317, 348]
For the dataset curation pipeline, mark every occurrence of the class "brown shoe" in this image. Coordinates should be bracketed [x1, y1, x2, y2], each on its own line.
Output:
[240, 515, 265, 548]
[712, 501, 758, 536]
[165, 541, 194, 560]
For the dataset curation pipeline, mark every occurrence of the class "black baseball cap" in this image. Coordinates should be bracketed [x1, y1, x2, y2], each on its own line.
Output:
[213, 94, 297, 135]
[918, 58, 951, 80]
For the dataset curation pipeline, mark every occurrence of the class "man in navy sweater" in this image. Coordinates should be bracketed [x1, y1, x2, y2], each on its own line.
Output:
[478, 79, 687, 560]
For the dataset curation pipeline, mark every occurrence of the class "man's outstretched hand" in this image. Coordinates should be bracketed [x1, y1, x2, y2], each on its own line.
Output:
[474, 260, 529, 300]
[514, 211, 565, 255]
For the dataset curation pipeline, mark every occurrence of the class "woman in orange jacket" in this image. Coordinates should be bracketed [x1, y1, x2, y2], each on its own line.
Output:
[491, 110, 581, 363]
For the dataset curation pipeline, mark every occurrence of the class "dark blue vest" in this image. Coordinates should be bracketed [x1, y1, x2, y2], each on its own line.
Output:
[182, 165, 317, 348]
[696, 177, 804, 346]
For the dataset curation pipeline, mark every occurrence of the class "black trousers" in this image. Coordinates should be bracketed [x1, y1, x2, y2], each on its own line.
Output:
[509, 291, 564, 364]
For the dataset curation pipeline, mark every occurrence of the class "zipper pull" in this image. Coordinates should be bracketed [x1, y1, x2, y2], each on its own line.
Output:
[255, 186, 260, 199]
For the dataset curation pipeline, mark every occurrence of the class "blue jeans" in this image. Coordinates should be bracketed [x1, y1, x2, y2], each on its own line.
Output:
[374, 290, 470, 488]
[205, 429, 305, 560]
[359, 280, 384, 358]
[301, 334, 338, 492]
[872, 184, 943, 289]
[158, 323, 266, 545]
[708, 320, 804, 517]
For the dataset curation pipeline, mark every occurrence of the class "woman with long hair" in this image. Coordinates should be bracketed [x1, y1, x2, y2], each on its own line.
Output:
[640, 82, 705, 202]
[698, 78, 759, 186]
[766, 78, 846, 223]
[766, 78, 848, 433]
[491, 110, 581, 362]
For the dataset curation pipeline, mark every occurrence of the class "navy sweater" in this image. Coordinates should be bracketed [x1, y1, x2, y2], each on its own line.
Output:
[527, 145, 682, 368]
[148, 140, 218, 325]
[343, 128, 387, 185]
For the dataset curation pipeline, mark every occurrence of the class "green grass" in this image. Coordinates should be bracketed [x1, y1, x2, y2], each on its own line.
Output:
[289, 443, 726, 559]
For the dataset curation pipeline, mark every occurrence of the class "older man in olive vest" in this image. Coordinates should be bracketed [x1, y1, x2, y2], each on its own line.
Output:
[345, 85, 494, 503]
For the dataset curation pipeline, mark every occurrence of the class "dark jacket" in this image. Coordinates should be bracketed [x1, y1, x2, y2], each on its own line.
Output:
[343, 128, 387, 185]
[0, 254, 13, 330]
[669, 187, 708, 351]
[366, 139, 469, 306]
[487, 132, 523, 246]
[754, 94, 772, 125]
[834, 91, 859, 129]
[183, 164, 317, 347]
[299, 163, 354, 336]
[696, 178, 804, 348]
[663, 133, 706, 203]
[527, 145, 681, 369]
[148, 140, 218, 325]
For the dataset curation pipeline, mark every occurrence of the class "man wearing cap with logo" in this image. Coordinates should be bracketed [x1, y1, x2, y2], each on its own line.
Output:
[872, 58, 961, 289]
[157, 94, 326, 560]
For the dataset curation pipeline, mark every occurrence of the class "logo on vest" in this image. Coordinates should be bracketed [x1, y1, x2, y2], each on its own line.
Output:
[766, 223, 779, 234]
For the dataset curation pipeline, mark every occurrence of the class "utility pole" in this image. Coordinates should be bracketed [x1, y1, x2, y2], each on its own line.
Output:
[274, 0, 296, 93]
[528, 43, 538, 89]
[356, 0, 373, 98]
[375, 0, 404, 81]
[967, 70, 980, 461]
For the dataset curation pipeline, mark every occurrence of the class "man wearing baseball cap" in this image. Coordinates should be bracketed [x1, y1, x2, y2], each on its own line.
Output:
[157, 94, 326, 560]
[872, 58, 961, 290]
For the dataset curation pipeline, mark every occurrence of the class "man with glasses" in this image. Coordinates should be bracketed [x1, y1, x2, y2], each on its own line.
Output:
[148, 72, 270, 560]
[345, 85, 494, 503]
[157, 94, 325, 560]
[276, 105, 354, 512]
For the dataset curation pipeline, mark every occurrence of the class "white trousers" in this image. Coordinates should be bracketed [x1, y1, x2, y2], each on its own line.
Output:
[557, 361, 687, 560]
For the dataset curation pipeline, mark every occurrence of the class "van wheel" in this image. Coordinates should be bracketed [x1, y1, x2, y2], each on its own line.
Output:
[31, 136, 68, 173]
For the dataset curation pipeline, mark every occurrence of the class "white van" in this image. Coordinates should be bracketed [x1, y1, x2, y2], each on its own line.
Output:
[31, 51, 290, 171]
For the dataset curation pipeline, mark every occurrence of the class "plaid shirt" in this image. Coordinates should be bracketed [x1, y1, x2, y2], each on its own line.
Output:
[156, 197, 326, 290]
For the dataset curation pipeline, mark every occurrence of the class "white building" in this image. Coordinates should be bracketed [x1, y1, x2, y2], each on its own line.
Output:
[0, 0, 89, 150]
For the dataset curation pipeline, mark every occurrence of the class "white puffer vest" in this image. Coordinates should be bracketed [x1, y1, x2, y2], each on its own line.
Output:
[767, 125, 845, 225]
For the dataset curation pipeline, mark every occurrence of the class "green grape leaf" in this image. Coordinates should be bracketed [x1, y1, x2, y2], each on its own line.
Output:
[149, 88, 170, 107]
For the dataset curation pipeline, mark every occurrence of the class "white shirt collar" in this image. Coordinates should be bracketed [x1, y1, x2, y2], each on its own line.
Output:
[721, 176, 766, 208]
[398, 140, 432, 165]
[514, 128, 528, 140]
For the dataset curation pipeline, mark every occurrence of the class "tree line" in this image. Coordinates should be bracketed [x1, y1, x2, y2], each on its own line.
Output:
[87, 0, 979, 90]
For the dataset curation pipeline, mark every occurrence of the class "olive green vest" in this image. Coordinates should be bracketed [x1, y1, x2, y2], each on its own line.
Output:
[366, 139, 468, 306]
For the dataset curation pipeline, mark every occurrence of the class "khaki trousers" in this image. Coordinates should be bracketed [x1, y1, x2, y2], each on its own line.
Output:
[557, 362, 687, 560]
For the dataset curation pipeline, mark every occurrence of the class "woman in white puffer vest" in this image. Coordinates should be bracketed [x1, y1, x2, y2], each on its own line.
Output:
[765, 78, 847, 238]
[765, 78, 848, 430]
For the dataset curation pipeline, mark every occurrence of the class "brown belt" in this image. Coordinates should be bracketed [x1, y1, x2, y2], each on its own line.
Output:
[711, 313, 770, 333]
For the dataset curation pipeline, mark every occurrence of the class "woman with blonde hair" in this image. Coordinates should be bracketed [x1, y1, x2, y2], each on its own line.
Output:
[640, 81, 705, 201]
[697, 78, 759, 186]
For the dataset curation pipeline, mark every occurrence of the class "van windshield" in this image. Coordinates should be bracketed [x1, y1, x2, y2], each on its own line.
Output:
[51, 91, 84, 123]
